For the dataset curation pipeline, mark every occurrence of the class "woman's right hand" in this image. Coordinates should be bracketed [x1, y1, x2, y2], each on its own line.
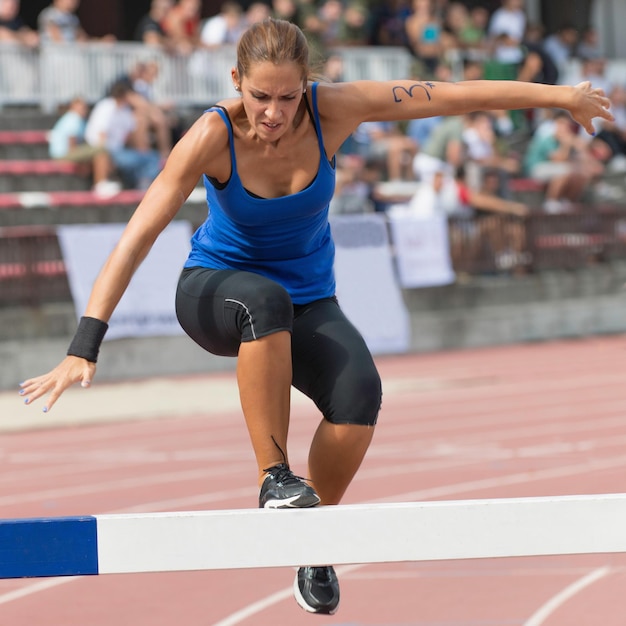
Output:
[19, 356, 97, 413]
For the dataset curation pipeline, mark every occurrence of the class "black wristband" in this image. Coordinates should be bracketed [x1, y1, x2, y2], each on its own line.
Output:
[67, 316, 109, 363]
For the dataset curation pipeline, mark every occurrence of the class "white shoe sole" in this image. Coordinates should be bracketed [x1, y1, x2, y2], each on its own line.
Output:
[263, 494, 321, 509]
[292, 569, 339, 615]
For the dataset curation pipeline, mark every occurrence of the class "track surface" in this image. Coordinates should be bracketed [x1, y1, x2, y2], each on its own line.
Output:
[1, 336, 625, 625]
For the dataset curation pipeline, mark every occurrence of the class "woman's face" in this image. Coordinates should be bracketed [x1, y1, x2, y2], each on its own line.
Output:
[236, 61, 305, 143]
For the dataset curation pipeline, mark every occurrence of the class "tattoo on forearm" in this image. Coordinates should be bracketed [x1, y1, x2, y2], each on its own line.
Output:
[392, 81, 435, 103]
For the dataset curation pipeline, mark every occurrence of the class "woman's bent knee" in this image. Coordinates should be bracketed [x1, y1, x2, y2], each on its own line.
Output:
[327, 367, 382, 426]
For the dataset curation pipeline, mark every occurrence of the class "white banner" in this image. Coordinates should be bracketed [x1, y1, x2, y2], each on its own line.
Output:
[331, 214, 410, 355]
[387, 209, 456, 288]
[58, 221, 193, 340]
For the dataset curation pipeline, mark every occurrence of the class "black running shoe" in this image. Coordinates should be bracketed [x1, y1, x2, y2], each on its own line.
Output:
[258, 463, 321, 509]
[294, 565, 340, 614]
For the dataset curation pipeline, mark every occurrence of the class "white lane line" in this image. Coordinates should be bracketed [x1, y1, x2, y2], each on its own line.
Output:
[523, 566, 612, 626]
[373, 453, 626, 503]
[0, 579, 73, 606]
[211, 565, 363, 626]
[0, 466, 248, 507]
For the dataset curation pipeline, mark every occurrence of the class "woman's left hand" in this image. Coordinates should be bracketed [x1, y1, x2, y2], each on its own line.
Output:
[570, 81, 614, 135]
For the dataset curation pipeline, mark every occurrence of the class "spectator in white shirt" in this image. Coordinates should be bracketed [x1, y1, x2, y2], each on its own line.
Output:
[488, 0, 526, 42]
[85, 81, 162, 190]
[488, 0, 526, 64]
[199, 0, 244, 47]
[49, 96, 121, 197]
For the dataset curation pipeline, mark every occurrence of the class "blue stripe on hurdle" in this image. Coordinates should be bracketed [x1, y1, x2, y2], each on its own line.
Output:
[0, 516, 98, 578]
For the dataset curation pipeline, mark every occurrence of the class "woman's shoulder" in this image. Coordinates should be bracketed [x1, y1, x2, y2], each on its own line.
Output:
[210, 97, 243, 113]
[310, 81, 359, 111]
[190, 102, 236, 136]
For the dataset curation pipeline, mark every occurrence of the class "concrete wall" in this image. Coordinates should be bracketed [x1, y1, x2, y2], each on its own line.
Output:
[3, 261, 625, 392]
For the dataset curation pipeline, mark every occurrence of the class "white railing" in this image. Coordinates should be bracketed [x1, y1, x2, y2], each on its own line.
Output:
[35, 42, 239, 112]
[0, 42, 413, 112]
[1, 41, 624, 113]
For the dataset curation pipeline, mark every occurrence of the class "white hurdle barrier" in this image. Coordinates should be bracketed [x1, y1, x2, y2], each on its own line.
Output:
[3, 494, 626, 579]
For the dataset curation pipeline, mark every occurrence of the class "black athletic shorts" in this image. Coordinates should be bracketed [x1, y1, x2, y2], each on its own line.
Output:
[175, 267, 381, 425]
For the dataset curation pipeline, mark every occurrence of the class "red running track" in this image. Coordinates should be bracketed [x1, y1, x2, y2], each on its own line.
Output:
[1, 336, 626, 625]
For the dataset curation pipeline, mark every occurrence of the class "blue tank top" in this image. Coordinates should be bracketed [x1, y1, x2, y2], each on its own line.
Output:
[184, 82, 336, 305]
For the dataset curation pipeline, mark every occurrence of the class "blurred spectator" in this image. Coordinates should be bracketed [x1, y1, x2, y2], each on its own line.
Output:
[442, 2, 486, 57]
[523, 110, 603, 213]
[346, 121, 418, 182]
[487, 0, 527, 64]
[468, 166, 528, 218]
[488, 32, 525, 67]
[286, 0, 325, 60]
[161, 0, 201, 55]
[577, 54, 613, 95]
[592, 84, 626, 170]
[460, 56, 485, 81]
[542, 22, 578, 77]
[38, 0, 86, 42]
[403, 163, 463, 217]
[464, 5, 489, 52]
[461, 110, 519, 194]
[85, 81, 162, 190]
[244, 2, 271, 28]
[113, 59, 179, 160]
[488, 0, 526, 43]
[338, 2, 369, 47]
[330, 154, 376, 214]
[577, 26, 602, 61]
[369, 0, 411, 47]
[38, 0, 115, 43]
[405, 0, 444, 77]
[0, 0, 39, 98]
[271, 0, 298, 23]
[48, 97, 120, 197]
[405, 163, 527, 218]
[317, 0, 344, 50]
[517, 22, 559, 85]
[192, 3, 270, 91]
[406, 115, 443, 151]
[412, 115, 465, 182]
[134, 0, 175, 50]
[432, 0, 449, 20]
[400, 163, 528, 271]
[322, 52, 344, 83]
[199, 1, 244, 47]
[470, 166, 528, 271]
[0, 0, 38, 48]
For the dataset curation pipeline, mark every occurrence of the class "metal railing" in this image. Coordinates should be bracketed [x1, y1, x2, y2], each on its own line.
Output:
[0, 42, 413, 112]
[2, 210, 626, 307]
[448, 209, 626, 275]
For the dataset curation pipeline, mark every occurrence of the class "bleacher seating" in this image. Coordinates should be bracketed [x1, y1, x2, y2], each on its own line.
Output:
[0, 106, 215, 306]
[0, 131, 49, 159]
[0, 40, 624, 307]
[0, 225, 70, 305]
[0, 160, 91, 193]
[0, 128, 90, 193]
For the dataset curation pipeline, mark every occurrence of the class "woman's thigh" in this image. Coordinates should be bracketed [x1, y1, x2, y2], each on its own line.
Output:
[175, 267, 293, 356]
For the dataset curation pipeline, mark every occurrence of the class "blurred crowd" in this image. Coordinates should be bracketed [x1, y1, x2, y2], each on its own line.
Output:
[1, 0, 626, 218]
